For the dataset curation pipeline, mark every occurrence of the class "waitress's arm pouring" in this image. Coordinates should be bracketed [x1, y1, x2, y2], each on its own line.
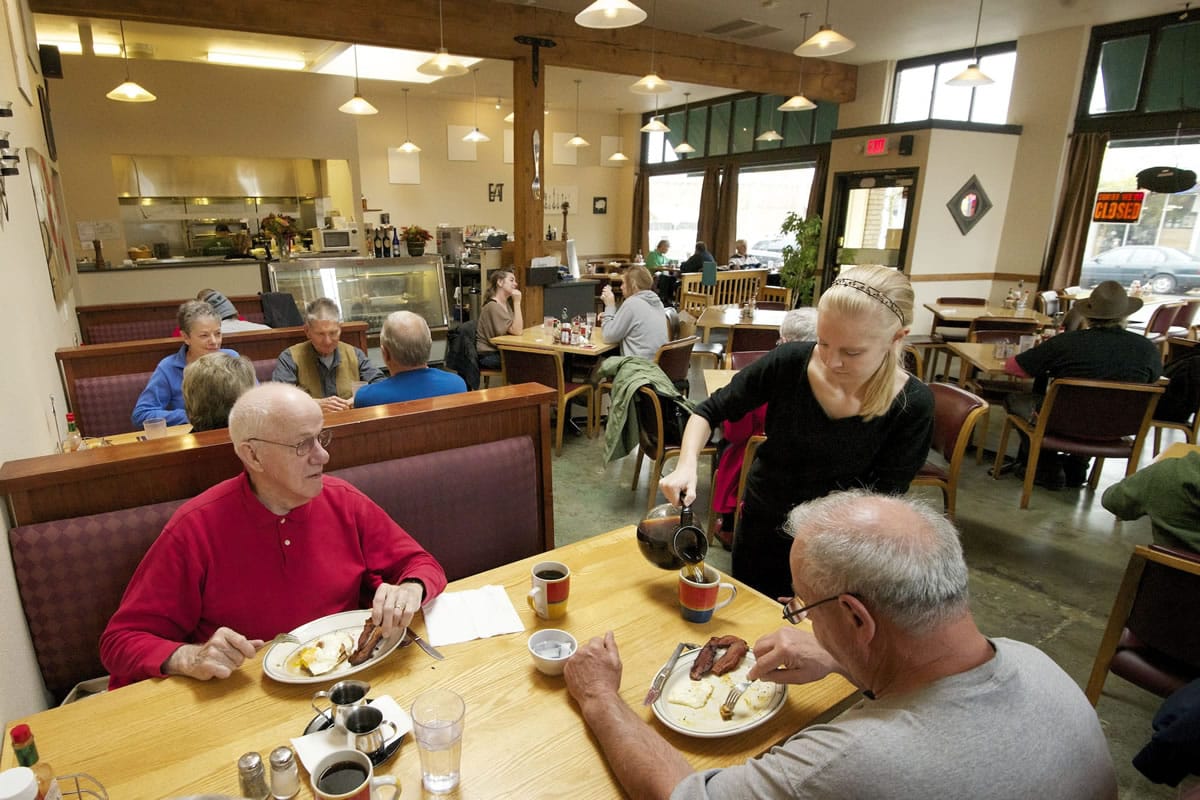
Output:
[659, 415, 714, 507]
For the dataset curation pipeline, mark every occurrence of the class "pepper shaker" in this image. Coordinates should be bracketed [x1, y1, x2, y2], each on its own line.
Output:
[268, 746, 300, 799]
[237, 752, 270, 800]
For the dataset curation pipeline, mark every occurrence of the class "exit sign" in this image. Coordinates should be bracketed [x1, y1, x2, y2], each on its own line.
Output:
[865, 136, 889, 157]
[1092, 191, 1145, 223]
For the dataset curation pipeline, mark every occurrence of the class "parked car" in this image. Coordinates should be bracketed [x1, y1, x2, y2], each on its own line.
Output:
[1079, 245, 1200, 294]
[747, 237, 787, 268]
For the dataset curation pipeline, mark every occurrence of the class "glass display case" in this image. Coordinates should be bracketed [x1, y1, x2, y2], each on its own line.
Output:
[269, 255, 449, 338]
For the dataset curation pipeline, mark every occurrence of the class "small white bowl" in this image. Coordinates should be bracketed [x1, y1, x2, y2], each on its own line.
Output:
[528, 629, 577, 676]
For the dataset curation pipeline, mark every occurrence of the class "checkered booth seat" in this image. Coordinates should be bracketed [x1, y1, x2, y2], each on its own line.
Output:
[9, 499, 185, 702]
[72, 372, 155, 438]
[84, 320, 176, 344]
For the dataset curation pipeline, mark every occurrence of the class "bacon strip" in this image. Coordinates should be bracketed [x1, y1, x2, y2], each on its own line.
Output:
[689, 635, 749, 680]
[348, 618, 383, 665]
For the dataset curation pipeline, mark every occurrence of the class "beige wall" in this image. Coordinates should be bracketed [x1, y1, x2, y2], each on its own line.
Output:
[0, 10, 80, 719]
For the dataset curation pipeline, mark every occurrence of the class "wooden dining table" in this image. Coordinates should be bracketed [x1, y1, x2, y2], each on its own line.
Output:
[490, 323, 620, 357]
[704, 368, 737, 396]
[1, 526, 856, 799]
[945, 341, 1011, 386]
[695, 305, 787, 343]
[924, 302, 1052, 333]
[82, 423, 193, 448]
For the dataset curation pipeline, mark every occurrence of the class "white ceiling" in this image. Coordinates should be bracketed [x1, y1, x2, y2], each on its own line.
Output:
[33, 1, 1188, 113]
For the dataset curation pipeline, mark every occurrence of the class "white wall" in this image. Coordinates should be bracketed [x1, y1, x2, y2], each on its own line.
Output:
[0, 10, 81, 719]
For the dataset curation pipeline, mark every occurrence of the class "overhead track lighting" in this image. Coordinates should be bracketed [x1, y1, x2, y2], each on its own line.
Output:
[946, 0, 995, 86]
[673, 92, 695, 154]
[463, 68, 490, 143]
[418, 0, 469, 77]
[576, 0, 647, 29]
[398, 88, 421, 153]
[793, 0, 854, 58]
[566, 79, 590, 147]
[609, 107, 629, 161]
[629, 0, 672, 94]
[106, 20, 156, 102]
[338, 45, 378, 115]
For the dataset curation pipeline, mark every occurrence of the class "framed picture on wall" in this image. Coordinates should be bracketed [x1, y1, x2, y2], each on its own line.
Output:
[26, 147, 73, 304]
[593, 197, 607, 215]
[3, 0, 35, 104]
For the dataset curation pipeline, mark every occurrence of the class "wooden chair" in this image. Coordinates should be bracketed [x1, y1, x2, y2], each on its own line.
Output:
[630, 386, 718, 511]
[1168, 299, 1200, 338]
[481, 368, 503, 388]
[991, 377, 1166, 509]
[902, 343, 925, 380]
[1151, 346, 1200, 455]
[680, 293, 724, 369]
[964, 326, 1036, 463]
[727, 350, 769, 370]
[929, 297, 987, 379]
[594, 336, 699, 430]
[1085, 544, 1200, 705]
[728, 327, 780, 354]
[911, 383, 989, 517]
[499, 345, 594, 456]
[756, 285, 793, 309]
[1131, 302, 1186, 354]
[733, 435, 767, 532]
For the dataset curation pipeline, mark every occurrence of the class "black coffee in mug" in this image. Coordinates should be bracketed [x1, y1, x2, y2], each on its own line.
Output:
[535, 569, 567, 580]
[330, 684, 366, 705]
[318, 761, 368, 794]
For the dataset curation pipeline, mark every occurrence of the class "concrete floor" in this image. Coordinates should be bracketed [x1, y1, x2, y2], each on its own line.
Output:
[546, 362, 1180, 799]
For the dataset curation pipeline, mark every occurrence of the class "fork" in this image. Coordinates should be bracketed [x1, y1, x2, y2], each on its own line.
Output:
[719, 680, 754, 721]
[268, 632, 300, 647]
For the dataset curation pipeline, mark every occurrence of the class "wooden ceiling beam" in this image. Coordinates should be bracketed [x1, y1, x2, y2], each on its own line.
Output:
[30, 0, 857, 103]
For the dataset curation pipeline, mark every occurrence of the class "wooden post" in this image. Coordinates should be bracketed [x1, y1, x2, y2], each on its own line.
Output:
[513, 55, 546, 326]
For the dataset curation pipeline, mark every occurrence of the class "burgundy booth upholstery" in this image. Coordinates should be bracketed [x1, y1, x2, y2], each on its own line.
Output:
[72, 372, 155, 437]
[85, 320, 176, 344]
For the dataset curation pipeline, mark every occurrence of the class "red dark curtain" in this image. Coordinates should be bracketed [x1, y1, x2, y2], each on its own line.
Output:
[630, 170, 649, 258]
[697, 165, 722, 252]
[1042, 132, 1110, 290]
[714, 164, 739, 262]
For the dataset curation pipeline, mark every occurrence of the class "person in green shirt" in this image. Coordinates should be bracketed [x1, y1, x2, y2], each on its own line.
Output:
[645, 239, 670, 269]
[1101, 451, 1200, 552]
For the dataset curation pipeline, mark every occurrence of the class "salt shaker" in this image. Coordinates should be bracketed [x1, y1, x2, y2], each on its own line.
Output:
[268, 746, 299, 799]
[237, 752, 270, 800]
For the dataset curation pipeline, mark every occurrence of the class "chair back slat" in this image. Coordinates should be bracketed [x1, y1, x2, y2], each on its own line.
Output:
[928, 383, 987, 462]
[1147, 303, 1186, 337]
[729, 327, 780, 353]
[654, 337, 697, 383]
[729, 350, 769, 370]
[1041, 378, 1164, 441]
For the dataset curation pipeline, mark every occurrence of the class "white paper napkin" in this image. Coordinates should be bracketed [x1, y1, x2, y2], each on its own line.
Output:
[422, 585, 525, 647]
[291, 694, 413, 775]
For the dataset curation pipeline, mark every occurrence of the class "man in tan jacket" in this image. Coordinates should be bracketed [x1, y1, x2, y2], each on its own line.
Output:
[272, 297, 382, 411]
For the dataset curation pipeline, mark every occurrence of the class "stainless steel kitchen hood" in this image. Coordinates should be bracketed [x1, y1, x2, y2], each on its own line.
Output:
[111, 155, 323, 198]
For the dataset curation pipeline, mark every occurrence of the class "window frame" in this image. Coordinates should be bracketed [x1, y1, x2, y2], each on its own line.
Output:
[890, 41, 1016, 124]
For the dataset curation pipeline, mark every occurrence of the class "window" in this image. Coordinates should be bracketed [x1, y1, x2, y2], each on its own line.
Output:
[648, 172, 705, 263]
[891, 44, 1016, 124]
[734, 164, 817, 266]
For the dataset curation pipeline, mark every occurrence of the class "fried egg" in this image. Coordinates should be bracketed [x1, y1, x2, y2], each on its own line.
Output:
[667, 678, 714, 709]
[290, 630, 356, 676]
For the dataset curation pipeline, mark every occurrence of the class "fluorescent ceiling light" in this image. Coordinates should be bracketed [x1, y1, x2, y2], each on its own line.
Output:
[207, 51, 306, 71]
[317, 45, 479, 85]
[575, 0, 647, 29]
[39, 38, 121, 56]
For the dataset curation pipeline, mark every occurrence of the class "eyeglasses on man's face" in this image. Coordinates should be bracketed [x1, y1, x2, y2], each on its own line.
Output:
[781, 593, 859, 625]
[248, 428, 332, 457]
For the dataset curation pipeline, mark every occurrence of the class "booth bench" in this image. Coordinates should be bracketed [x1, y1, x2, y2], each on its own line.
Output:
[77, 295, 268, 345]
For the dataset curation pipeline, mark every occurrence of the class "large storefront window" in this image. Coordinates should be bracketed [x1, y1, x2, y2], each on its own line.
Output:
[734, 164, 816, 266]
[1084, 137, 1200, 296]
[648, 172, 704, 262]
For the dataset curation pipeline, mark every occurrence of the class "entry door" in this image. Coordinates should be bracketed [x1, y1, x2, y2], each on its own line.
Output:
[822, 169, 918, 289]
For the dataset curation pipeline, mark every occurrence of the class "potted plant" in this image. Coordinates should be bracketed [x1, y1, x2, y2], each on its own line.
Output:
[778, 212, 822, 307]
[401, 225, 433, 256]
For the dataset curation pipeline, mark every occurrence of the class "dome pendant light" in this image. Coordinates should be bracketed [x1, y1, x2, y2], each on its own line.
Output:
[338, 45, 378, 115]
[793, 0, 854, 58]
[398, 88, 421, 153]
[673, 92, 695, 154]
[640, 96, 670, 133]
[630, 0, 672, 94]
[418, 0, 469, 77]
[106, 21, 156, 102]
[609, 107, 629, 162]
[463, 68, 490, 143]
[780, 13, 818, 112]
[946, 0, 995, 86]
[566, 79, 590, 147]
[575, 0, 647, 29]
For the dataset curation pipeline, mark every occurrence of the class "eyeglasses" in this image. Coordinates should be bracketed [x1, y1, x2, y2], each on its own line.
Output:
[248, 429, 332, 457]
[781, 593, 858, 625]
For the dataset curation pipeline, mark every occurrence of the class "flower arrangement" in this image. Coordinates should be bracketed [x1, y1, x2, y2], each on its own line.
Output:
[259, 213, 304, 239]
[401, 225, 433, 244]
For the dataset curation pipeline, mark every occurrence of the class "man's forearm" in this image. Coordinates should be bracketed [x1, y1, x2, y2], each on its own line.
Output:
[577, 693, 693, 800]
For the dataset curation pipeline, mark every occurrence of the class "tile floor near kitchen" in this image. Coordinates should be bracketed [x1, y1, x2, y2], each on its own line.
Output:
[546, 368, 1180, 799]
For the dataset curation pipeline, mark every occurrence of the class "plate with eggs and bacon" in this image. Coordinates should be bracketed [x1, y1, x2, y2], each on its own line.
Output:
[262, 611, 405, 684]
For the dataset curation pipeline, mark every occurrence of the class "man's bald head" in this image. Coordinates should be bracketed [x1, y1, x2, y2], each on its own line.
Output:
[786, 491, 970, 633]
[229, 382, 321, 448]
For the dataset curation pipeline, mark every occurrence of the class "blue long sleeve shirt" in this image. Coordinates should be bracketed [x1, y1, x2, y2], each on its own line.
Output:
[131, 345, 241, 427]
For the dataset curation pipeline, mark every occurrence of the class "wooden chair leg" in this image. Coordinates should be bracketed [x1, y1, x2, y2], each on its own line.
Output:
[1085, 554, 1149, 705]
[630, 449, 644, 491]
[943, 483, 955, 517]
[992, 418, 1014, 480]
[1088, 457, 1105, 490]
[1153, 426, 1163, 457]
[647, 456, 667, 511]
[974, 411, 990, 465]
[1020, 439, 1040, 509]
[555, 398, 566, 456]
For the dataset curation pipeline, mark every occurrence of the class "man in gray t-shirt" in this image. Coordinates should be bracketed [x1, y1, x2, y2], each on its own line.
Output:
[564, 491, 1117, 800]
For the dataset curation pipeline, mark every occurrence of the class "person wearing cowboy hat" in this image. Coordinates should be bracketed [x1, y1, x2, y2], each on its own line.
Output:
[1002, 280, 1162, 488]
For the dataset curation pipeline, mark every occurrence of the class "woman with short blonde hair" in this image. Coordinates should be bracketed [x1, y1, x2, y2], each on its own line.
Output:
[600, 266, 669, 359]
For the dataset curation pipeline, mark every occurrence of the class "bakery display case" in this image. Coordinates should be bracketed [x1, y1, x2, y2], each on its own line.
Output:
[269, 255, 449, 339]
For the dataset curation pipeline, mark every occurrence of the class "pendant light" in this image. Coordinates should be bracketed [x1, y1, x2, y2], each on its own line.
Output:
[673, 92, 696, 154]
[575, 0, 647, 29]
[462, 68, 490, 143]
[946, 0, 994, 86]
[755, 101, 783, 142]
[780, 13, 817, 112]
[566, 80, 590, 147]
[609, 107, 629, 162]
[640, 95, 669, 133]
[106, 21, 156, 102]
[398, 88, 421, 153]
[793, 0, 854, 58]
[630, 0, 672, 94]
[418, 0, 469, 77]
[338, 46, 378, 115]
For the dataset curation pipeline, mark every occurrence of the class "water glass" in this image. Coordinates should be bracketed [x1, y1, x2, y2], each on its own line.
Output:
[142, 418, 168, 439]
[542, 316, 556, 340]
[411, 688, 465, 794]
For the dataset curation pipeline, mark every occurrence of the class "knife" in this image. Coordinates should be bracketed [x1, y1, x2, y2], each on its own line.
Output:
[643, 642, 693, 706]
[404, 630, 445, 661]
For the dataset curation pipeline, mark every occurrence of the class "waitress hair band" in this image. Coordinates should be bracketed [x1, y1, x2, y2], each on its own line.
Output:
[830, 278, 905, 324]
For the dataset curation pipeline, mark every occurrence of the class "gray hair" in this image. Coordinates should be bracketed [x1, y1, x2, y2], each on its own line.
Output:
[305, 297, 342, 325]
[780, 307, 818, 343]
[177, 300, 221, 335]
[380, 311, 432, 368]
[229, 382, 314, 446]
[786, 490, 970, 633]
[183, 353, 256, 432]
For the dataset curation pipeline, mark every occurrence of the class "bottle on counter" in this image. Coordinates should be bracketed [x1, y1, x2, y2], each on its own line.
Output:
[560, 307, 571, 345]
[382, 227, 393, 258]
[546, 225, 553, 241]
[373, 228, 384, 258]
[62, 413, 82, 453]
[9, 725, 62, 800]
[391, 226, 401, 256]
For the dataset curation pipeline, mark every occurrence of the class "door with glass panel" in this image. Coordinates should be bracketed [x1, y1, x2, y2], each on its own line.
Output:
[822, 170, 918, 289]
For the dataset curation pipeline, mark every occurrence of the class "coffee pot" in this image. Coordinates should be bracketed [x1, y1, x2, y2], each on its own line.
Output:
[636, 502, 708, 570]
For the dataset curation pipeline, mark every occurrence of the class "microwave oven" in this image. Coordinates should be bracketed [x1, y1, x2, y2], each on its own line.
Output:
[310, 226, 360, 252]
